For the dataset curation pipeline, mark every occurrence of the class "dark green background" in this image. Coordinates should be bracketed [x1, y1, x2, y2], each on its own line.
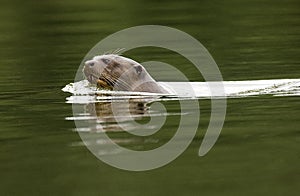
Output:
[0, 0, 299, 195]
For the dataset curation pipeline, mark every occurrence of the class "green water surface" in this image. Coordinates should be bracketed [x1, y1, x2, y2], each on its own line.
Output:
[0, 0, 299, 195]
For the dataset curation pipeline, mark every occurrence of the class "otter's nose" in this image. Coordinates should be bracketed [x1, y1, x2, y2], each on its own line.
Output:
[85, 60, 95, 67]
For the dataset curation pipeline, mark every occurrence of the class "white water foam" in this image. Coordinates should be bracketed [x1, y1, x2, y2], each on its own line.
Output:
[62, 79, 300, 103]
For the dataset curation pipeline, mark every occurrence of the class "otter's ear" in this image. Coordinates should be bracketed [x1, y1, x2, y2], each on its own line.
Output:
[134, 65, 143, 75]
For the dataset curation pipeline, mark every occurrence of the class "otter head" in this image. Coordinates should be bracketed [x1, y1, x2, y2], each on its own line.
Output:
[83, 54, 164, 93]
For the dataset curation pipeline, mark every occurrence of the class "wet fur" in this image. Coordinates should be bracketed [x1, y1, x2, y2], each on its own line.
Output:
[83, 54, 168, 93]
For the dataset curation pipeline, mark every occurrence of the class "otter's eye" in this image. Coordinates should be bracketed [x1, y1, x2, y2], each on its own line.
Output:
[101, 58, 111, 64]
[134, 65, 142, 75]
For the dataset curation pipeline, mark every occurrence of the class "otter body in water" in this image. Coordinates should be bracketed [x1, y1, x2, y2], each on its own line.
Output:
[83, 54, 169, 94]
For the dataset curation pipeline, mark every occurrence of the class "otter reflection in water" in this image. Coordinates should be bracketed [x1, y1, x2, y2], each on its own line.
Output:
[85, 98, 158, 133]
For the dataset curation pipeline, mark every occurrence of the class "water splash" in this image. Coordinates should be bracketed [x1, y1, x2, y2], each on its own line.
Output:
[62, 79, 300, 103]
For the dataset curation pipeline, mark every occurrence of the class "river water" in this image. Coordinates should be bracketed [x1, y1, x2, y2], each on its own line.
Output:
[1, 0, 299, 195]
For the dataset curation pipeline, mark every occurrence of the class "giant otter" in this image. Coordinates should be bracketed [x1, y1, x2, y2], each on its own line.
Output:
[83, 54, 169, 94]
